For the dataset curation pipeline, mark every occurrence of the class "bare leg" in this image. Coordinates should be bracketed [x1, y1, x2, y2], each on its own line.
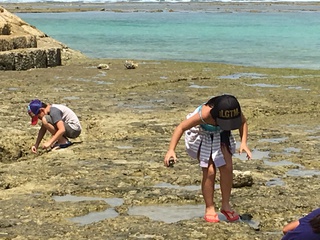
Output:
[41, 117, 57, 135]
[41, 117, 67, 145]
[219, 144, 233, 211]
[202, 158, 217, 216]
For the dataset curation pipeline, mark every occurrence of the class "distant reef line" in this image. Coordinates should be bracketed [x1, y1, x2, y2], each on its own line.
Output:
[3, 2, 320, 14]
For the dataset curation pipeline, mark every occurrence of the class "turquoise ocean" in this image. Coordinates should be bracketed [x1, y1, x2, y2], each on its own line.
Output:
[16, 3, 320, 70]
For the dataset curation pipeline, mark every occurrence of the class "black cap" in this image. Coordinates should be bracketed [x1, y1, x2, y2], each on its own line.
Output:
[210, 95, 242, 130]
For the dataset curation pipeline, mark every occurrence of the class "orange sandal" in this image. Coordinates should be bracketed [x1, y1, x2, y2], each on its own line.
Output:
[204, 213, 220, 223]
[220, 210, 240, 222]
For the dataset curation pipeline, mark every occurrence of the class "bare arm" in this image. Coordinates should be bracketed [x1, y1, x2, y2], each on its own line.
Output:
[164, 110, 205, 166]
[31, 125, 47, 153]
[238, 113, 252, 159]
[283, 220, 299, 234]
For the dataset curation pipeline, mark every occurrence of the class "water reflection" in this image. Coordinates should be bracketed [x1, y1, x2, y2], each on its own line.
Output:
[259, 137, 288, 143]
[128, 204, 203, 223]
[189, 84, 212, 89]
[234, 149, 270, 161]
[154, 182, 207, 191]
[116, 145, 134, 149]
[246, 83, 280, 88]
[219, 73, 267, 79]
[128, 204, 260, 229]
[266, 178, 285, 187]
[235, 142, 270, 160]
[286, 169, 320, 177]
[263, 159, 302, 167]
[53, 195, 124, 225]
[283, 147, 300, 153]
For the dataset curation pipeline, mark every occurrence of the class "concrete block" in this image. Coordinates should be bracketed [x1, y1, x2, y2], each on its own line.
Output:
[0, 51, 15, 70]
[26, 35, 37, 48]
[14, 51, 33, 71]
[0, 37, 13, 51]
[46, 48, 61, 67]
[32, 49, 47, 68]
[12, 36, 27, 49]
[0, 23, 11, 35]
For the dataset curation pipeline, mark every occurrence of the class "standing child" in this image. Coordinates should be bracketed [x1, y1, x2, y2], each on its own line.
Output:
[164, 94, 252, 223]
[27, 99, 82, 153]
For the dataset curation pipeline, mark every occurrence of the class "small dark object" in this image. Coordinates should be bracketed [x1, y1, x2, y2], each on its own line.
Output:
[240, 213, 260, 231]
[240, 213, 253, 221]
[168, 159, 175, 167]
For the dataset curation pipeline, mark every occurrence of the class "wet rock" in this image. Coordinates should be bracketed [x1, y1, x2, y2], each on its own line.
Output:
[233, 170, 254, 188]
[97, 63, 109, 70]
[124, 60, 138, 69]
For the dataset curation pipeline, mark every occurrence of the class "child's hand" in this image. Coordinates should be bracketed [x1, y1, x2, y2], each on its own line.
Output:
[164, 150, 177, 167]
[42, 141, 51, 150]
[239, 143, 252, 160]
[31, 145, 37, 153]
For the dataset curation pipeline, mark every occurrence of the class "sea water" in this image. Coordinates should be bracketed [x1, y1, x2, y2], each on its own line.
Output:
[16, 8, 320, 69]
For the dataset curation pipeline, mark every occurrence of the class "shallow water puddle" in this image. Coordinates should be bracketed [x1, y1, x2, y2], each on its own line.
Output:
[8, 87, 19, 91]
[219, 73, 267, 79]
[154, 182, 207, 191]
[154, 182, 200, 191]
[128, 204, 203, 223]
[63, 96, 80, 100]
[286, 169, 320, 177]
[263, 159, 302, 167]
[53, 195, 124, 225]
[283, 147, 300, 153]
[266, 178, 285, 187]
[118, 103, 154, 109]
[52, 196, 260, 226]
[70, 208, 118, 225]
[116, 145, 134, 149]
[259, 137, 288, 143]
[235, 142, 270, 160]
[286, 85, 310, 91]
[189, 84, 212, 89]
[234, 149, 270, 161]
[95, 80, 113, 85]
[128, 204, 260, 229]
[246, 83, 281, 88]
[308, 135, 320, 140]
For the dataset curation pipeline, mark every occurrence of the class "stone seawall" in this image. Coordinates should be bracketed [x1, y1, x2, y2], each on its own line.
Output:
[0, 47, 61, 71]
[0, 6, 86, 71]
[0, 35, 37, 51]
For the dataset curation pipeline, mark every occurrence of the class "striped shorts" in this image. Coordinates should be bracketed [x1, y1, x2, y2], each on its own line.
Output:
[184, 112, 236, 168]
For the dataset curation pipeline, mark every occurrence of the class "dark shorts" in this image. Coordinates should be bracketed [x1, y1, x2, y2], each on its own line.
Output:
[45, 115, 81, 139]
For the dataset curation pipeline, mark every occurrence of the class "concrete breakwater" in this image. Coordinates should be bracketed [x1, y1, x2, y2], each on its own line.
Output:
[0, 7, 85, 71]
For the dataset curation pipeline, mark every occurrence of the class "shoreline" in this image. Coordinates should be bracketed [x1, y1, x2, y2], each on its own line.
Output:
[3, 2, 320, 13]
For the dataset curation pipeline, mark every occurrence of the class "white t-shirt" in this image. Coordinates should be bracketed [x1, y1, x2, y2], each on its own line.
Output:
[50, 104, 81, 131]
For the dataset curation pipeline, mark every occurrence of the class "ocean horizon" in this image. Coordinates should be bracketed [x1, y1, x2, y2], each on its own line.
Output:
[4, 0, 320, 3]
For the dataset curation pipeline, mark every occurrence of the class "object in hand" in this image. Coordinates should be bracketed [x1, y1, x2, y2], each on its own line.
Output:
[168, 159, 175, 167]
